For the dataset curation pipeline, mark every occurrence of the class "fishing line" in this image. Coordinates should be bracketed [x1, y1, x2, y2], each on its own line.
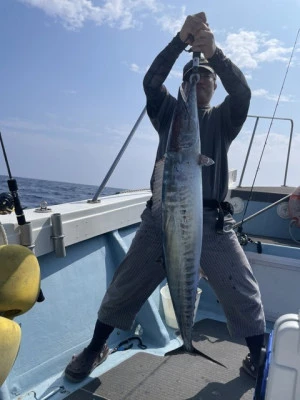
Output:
[238, 28, 300, 232]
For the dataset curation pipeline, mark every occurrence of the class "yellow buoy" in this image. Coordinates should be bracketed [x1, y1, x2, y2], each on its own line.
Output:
[0, 244, 41, 318]
[0, 316, 21, 386]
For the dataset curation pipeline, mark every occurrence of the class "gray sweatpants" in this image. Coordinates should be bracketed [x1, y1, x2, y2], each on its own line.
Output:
[98, 205, 265, 338]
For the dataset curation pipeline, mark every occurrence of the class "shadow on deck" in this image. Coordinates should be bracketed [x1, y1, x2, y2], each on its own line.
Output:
[65, 319, 256, 400]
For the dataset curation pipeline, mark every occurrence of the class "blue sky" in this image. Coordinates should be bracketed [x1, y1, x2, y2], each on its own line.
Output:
[0, 0, 299, 189]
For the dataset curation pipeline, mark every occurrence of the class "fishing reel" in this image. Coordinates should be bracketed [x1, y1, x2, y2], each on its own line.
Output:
[236, 230, 249, 246]
[236, 227, 262, 253]
[0, 192, 14, 215]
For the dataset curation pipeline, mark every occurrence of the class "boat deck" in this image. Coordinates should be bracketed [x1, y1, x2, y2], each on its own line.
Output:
[2, 187, 297, 400]
[64, 319, 257, 400]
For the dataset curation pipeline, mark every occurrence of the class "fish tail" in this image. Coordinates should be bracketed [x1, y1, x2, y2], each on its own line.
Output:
[192, 346, 227, 368]
[164, 345, 227, 368]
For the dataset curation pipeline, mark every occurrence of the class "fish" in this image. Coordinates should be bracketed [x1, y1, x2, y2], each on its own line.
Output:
[161, 70, 224, 367]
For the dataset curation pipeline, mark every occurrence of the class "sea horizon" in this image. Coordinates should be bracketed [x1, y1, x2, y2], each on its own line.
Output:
[0, 174, 125, 209]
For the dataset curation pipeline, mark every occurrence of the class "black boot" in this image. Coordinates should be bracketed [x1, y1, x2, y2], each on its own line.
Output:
[242, 334, 265, 378]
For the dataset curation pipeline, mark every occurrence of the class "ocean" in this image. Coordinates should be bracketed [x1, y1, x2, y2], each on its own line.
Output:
[0, 175, 123, 210]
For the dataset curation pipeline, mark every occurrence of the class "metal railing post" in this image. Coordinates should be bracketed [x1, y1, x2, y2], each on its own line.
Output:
[238, 115, 294, 187]
[90, 106, 147, 203]
[283, 119, 294, 187]
[238, 116, 259, 187]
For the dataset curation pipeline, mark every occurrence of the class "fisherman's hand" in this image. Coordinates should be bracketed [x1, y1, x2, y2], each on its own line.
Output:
[192, 22, 216, 59]
[179, 12, 216, 59]
[179, 12, 207, 45]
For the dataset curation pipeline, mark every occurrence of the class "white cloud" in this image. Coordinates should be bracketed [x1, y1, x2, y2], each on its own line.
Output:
[220, 31, 260, 69]
[20, 0, 101, 30]
[20, 0, 162, 30]
[19, 0, 187, 33]
[256, 38, 292, 63]
[129, 63, 146, 74]
[18, 1, 298, 75]
[155, 5, 186, 35]
[127, 24, 296, 81]
[220, 30, 293, 70]
[252, 88, 295, 102]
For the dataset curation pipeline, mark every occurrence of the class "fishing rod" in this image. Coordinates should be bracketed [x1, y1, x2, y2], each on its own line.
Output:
[237, 28, 300, 235]
[232, 193, 292, 230]
[0, 132, 45, 302]
[0, 133, 26, 225]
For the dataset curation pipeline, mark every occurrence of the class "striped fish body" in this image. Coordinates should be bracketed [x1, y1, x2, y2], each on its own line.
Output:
[162, 78, 202, 353]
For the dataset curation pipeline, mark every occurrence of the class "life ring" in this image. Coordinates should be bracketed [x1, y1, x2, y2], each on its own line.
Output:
[288, 186, 300, 228]
[0, 244, 41, 318]
[0, 317, 21, 386]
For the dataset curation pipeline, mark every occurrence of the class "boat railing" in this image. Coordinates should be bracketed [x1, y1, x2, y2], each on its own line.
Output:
[90, 111, 294, 202]
[238, 115, 294, 188]
[90, 106, 147, 203]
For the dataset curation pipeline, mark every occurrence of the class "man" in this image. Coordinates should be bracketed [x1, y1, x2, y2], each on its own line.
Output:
[65, 12, 265, 382]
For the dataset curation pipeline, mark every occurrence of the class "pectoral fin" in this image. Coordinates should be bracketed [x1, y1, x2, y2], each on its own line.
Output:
[198, 154, 214, 166]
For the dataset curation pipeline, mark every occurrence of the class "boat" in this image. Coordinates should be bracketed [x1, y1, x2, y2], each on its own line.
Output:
[0, 105, 299, 400]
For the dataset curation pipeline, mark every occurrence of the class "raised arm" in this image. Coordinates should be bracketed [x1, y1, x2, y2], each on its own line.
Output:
[209, 47, 251, 128]
[191, 15, 251, 128]
[142, 34, 186, 119]
[143, 12, 208, 119]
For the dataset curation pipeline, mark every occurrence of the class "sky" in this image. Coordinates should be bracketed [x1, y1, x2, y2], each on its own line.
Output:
[0, 0, 299, 190]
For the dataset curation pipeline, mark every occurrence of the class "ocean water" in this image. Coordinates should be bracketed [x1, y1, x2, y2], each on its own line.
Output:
[0, 175, 123, 209]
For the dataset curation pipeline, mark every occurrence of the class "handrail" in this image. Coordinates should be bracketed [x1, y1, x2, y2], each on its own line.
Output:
[238, 115, 294, 188]
[90, 106, 147, 203]
[91, 111, 294, 202]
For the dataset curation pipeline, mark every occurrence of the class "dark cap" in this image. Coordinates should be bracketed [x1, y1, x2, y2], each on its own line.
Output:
[183, 59, 215, 81]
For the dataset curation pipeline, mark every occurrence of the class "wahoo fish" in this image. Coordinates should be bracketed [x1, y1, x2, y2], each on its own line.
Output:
[161, 68, 223, 366]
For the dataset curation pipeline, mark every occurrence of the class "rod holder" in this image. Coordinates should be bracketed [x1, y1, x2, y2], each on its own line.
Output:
[19, 222, 35, 251]
[51, 213, 66, 258]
